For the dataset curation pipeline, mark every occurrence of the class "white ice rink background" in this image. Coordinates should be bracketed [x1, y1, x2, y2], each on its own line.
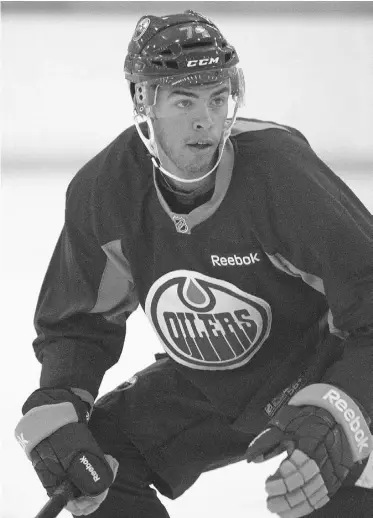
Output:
[2, 3, 373, 518]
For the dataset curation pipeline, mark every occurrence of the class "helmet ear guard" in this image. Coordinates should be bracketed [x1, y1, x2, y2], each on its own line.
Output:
[133, 82, 156, 117]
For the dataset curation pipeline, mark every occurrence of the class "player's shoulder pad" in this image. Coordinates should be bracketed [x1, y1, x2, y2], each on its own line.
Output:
[68, 125, 139, 185]
[65, 124, 142, 212]
[231, 117, 310, 145]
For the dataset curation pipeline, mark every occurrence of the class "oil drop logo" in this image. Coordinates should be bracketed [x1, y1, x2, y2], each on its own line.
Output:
[145, 271, 272, 370]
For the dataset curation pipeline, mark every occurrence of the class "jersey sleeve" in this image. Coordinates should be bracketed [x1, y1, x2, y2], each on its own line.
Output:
[253, 131, 373, 419]
[33, 172, 139, 399]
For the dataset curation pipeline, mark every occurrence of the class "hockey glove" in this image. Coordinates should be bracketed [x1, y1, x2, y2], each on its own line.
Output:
[15, 388, 118, 515]
[245, 383, 373, 518]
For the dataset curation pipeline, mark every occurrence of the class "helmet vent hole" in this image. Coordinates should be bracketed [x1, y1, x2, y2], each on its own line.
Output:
[225, 52, 233, 63]
[160, 49, 173, 55]
[165, 60, 178, 69]
[151, 60, 163, 67]
[182, 41, 213, 50]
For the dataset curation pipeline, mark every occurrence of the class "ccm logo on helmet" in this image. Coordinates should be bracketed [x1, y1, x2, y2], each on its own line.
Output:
[187, 57, 220, 67]
[323, 389, 370, 453]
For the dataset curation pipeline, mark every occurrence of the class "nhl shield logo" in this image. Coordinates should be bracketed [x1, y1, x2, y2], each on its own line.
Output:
[145, 270, 272, 370]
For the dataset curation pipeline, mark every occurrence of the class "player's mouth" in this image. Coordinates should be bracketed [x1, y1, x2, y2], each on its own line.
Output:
[187, 140, 214, 152]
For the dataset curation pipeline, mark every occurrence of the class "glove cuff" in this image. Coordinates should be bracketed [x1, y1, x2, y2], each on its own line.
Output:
[15, 387, 93, 458]
[15, 401, 80, 458]
[289, 383, 372, 463]
[71, 388, 95, 410]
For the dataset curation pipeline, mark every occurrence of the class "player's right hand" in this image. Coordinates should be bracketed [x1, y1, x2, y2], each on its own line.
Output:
[15, 388, 117, 512]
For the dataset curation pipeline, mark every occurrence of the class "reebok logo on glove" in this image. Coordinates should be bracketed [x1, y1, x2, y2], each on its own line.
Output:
[289, 383, 373, 463]
[245, 383, 373, 518]
[80, 455, 101, 482]
[323, 389, 370, 453]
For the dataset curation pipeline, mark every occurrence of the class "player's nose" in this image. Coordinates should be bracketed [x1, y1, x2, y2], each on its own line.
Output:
[192, 106, 214, 131]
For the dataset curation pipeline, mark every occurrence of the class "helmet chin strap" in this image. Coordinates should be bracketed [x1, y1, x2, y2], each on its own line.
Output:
[133, 101, 240, 184]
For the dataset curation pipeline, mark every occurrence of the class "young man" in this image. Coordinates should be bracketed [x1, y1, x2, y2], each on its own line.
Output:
[15, 10, 373, 518]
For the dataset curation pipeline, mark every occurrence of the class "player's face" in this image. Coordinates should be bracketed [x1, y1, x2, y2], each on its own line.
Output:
[152, 80, 230, 179]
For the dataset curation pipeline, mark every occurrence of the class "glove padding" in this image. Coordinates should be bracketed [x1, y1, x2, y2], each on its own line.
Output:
[246, 404, 370, 518]
[65, 454, 119, 516]
[30, 421, 115, 498]
[16, 388, 117, 512]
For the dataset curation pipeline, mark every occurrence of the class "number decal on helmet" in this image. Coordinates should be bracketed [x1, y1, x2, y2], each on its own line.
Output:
[195, 25, 211, 38]
[179, 25, 194, 39]
[180, 24, 210, 40]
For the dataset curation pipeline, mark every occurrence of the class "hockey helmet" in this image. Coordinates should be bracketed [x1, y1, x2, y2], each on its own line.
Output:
[124, 10, 244, 114]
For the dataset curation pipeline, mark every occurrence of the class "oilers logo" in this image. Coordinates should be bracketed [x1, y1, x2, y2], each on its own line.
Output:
[132, 17, 150, 42]
[145, 270, 272, 370]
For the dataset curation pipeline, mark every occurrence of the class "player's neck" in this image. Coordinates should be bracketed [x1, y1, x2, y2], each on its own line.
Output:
[159, 169, 216, 196]
[156, 148, 217, 195]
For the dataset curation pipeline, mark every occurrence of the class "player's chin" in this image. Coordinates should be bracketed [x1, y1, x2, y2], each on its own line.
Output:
[187, 150, 215, 169]
[185, 160, 213, 177]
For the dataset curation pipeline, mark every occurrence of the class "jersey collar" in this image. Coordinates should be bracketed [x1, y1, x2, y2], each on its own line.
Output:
[153, 138, 235, 234]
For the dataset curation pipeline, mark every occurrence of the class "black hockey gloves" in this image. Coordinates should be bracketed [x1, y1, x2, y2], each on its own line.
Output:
[15, 388, 118, 515]
[246, 383, 373, 518]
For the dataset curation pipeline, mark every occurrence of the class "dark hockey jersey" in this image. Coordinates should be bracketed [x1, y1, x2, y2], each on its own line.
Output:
[33, 117, 373, 429]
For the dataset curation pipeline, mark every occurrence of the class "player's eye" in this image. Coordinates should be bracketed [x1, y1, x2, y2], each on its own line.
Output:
[211, 96, 227, 108]
[175, 99, 193, 109]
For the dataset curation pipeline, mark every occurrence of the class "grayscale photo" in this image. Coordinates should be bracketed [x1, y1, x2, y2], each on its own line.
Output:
[2, 2, 373, 517]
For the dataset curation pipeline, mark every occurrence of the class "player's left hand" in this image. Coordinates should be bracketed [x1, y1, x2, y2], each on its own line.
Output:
[245, 384, 373, 518]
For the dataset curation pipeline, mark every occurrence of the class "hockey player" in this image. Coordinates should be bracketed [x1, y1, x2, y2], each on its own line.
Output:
[15, 10, 373, 518]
